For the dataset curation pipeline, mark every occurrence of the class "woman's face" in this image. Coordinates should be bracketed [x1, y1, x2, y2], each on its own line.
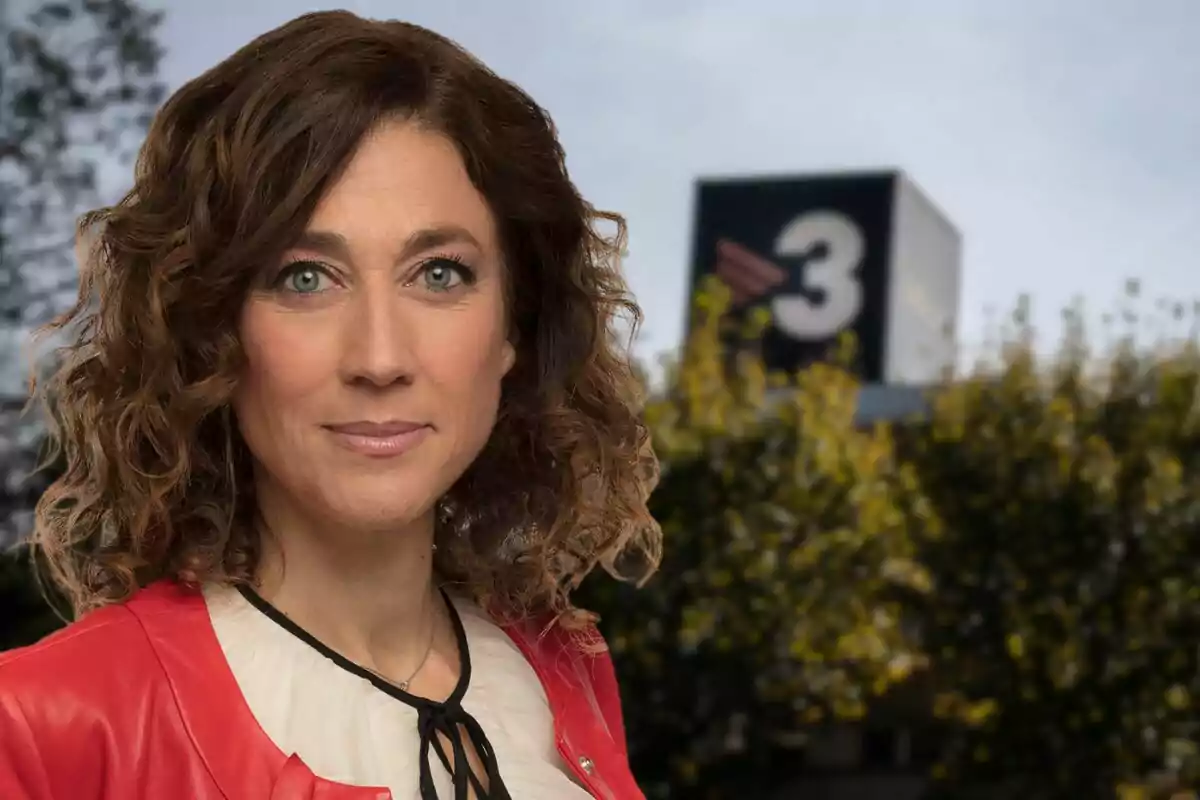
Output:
[233, 119, 515, 533]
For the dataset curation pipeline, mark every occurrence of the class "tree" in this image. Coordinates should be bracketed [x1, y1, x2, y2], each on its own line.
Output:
[578, 280, 932, 798]
[905, 294, 1200, 799]
[583, 282, 1200, 799]
[0, 0, 165, 326]
[0, 0, 164, 645]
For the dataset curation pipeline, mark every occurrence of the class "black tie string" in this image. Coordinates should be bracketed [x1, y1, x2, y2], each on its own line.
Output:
[415, 700, 510, 800]
[235, 584, 513, 800]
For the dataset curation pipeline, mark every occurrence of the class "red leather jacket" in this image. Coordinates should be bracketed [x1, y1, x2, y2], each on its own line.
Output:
[0, 580, 643, 799]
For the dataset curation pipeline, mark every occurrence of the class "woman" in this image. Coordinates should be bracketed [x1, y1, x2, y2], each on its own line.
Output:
[0, 10, 660, 800]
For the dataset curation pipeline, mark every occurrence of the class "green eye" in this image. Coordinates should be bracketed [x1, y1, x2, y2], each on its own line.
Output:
[279, 263, 328, 294]
[422, 260, 467, 292]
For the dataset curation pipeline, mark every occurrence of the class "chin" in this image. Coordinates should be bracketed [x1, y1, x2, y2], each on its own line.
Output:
[327, 499, 431, 532]
[305, 479, 437, 532]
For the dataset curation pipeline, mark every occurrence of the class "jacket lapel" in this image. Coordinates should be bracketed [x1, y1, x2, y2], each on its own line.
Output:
[128, 581, 392, 800]
[127, 580, 635, 799]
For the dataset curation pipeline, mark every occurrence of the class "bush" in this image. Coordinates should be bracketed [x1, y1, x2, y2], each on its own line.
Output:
[579, 280, 931, 798]
[584, 284, 1200, 799]
[907, 299, 1200, 799]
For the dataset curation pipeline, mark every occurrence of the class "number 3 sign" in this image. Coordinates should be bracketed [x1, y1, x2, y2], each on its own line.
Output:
[689, 171, 958, 384]
[771, 211, 865, 341]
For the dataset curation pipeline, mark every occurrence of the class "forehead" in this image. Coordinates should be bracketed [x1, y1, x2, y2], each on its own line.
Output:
[305, 119, 498, 252]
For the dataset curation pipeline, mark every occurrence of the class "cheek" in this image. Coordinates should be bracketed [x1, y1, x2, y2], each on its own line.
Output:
[422, 306, 512, 395]
[235, 307, 333, 415]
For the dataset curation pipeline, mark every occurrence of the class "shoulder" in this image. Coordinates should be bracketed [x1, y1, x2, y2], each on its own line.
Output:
[0, 595, 167, 730]
[0, 584, 184, 797]
[0, 588, 166, 688]
[505, 613, 629, 753]
[566, 624, 628, 750]
[0, 600, 155, 701]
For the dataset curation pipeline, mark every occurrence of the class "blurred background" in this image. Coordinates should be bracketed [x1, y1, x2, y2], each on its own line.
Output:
[1, 2, 1198, 798]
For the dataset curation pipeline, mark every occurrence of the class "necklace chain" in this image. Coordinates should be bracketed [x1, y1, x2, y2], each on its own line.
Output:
[359, 540, 438, 690]
[364, 595, 439, 692]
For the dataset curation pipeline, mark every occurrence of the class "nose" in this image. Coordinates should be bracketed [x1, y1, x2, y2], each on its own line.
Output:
[338, 289, 415, 389]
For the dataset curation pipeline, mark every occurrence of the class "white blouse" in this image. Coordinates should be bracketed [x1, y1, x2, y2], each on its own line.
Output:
[203, 584, 593, 799]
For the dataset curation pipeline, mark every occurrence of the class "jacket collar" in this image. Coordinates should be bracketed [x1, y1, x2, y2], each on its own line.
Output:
[125, 579, 615, 799]
[127, 580, 392, 799]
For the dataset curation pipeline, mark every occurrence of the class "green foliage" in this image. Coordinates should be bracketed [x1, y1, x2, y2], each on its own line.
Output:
[579, 278, 932, 797]
[908, 300, 1200, 799]
[584, 280, 1200, 799]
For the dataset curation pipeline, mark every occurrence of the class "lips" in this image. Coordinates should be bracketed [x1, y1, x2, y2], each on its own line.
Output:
[323, 420, 428, 437]
[322, 420, 431, 458]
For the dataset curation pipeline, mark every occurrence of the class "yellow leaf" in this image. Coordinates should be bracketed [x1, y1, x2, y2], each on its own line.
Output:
[1006, 633, 1025, 659]
[1165, 684, 1191, 711]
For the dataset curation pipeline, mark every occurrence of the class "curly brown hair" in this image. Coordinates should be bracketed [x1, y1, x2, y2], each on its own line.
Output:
[30, 11, 661, 629]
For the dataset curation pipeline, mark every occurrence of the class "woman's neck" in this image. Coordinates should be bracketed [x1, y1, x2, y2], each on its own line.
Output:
[249, 481, 441, 678]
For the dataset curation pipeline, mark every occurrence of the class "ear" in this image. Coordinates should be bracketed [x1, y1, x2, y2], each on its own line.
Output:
[500, 339, 516, 377]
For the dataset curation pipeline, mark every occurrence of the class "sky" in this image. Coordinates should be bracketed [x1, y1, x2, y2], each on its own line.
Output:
[108, 1, 1200, 369]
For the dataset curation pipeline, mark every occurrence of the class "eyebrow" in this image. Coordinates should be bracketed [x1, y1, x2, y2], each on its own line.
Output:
[290, 225, 484, 264]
